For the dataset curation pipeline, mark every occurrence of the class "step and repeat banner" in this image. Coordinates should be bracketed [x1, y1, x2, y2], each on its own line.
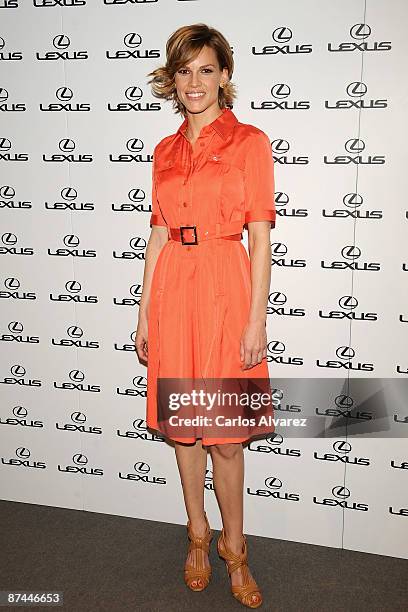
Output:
[1, 1, 407, 560]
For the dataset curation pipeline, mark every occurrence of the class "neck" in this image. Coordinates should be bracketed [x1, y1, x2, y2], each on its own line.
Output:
[184, 105, 224, 141]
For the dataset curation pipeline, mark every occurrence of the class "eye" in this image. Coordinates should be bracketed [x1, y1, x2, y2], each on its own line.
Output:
[177, 68, 214, 75]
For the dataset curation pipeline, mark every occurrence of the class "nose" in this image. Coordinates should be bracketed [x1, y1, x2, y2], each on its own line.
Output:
[188, 71, 201, 88]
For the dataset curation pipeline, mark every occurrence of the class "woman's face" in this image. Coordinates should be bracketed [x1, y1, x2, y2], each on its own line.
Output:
[174, 45, 229, 115]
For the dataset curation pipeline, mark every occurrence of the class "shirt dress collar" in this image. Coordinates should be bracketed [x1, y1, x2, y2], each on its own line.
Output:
[177, 107, 238, 142]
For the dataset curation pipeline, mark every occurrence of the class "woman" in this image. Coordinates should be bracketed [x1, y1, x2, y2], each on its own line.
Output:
[136, 23, 276, 609]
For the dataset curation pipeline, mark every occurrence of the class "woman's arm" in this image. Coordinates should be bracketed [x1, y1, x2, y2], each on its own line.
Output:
[247, 221, 271, 324]
[135, 226, 168, 364]
[240, 221, 271, 369]
[240, 130, 276, 369]
[139, 226, 168, 321]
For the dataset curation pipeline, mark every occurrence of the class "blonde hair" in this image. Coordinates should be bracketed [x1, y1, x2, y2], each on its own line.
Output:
[147, 23, 237, 117]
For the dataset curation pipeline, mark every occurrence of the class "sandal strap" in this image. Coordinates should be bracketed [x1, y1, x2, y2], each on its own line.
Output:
[184, 563, 211, 579]
[218, 529, 248, 572]
[188, 537, 211, 553]
[225, 557, 246, 574]
[186, 511, 212, 552]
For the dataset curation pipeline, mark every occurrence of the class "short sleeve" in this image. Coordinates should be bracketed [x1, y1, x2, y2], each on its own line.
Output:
[149, 146, 167, 227]
[243, 131, 276, 228]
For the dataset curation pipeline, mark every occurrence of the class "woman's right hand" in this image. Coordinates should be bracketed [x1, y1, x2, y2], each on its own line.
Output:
[135, 315, 149, 366]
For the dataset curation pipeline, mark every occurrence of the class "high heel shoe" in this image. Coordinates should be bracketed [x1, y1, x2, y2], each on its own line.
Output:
[217, 528, 263, 608]
[184, 510, 213, 591]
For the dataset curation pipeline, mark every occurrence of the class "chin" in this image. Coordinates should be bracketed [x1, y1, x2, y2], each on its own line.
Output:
[184, 99, 215, 113]
[186, 106, 206, 114]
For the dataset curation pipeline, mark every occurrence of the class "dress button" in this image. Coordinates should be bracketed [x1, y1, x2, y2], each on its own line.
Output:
[183, 202, 188, 207]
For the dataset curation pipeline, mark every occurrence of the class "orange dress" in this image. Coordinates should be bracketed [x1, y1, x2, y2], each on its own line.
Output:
[146, 107, 277, 445]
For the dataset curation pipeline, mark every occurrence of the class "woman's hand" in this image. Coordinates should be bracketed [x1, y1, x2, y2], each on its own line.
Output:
[135, 314, 149, 366]
[240, 320, 267, 370]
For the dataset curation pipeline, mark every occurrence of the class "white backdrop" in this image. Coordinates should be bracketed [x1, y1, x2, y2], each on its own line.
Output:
[1, 0, 407, 560]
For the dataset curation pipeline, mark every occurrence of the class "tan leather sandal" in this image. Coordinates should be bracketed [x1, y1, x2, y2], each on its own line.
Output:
[217, 528, 263, 608]
[184, 510, 213, 591]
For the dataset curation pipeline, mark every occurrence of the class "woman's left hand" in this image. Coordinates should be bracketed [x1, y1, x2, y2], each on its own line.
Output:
[240, 320, 267, 370]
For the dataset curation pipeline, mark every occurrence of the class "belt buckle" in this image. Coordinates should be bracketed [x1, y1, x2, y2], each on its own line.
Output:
[180, 225, 198, 245]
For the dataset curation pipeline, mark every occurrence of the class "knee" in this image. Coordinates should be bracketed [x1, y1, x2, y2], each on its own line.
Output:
[210, 442, 242, 461]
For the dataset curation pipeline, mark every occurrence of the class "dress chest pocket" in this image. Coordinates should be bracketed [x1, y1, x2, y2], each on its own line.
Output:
[155, 159, 179, 203]
[219, 161, 245, 205]
[205, 155, 245, 201]
[205, 154, 246, 223]
[155, 158, 176, 182]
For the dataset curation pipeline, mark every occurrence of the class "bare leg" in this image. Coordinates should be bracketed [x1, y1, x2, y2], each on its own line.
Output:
[209, 442, 259, 602]
[210, 442, 244, 539]
[174, 439, 210, 589]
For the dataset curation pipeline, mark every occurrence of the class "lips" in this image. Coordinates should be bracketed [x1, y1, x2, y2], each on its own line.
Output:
[186, 92, 205, 98]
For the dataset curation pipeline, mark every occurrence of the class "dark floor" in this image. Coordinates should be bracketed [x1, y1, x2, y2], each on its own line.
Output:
[2, 500, 407, 611]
